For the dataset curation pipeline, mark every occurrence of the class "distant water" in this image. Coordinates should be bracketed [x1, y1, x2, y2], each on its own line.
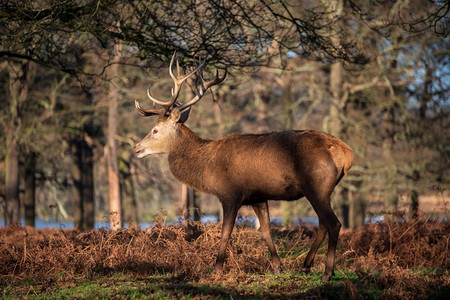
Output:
[0, 216, 320, 229]
[2, 215, 443, 230]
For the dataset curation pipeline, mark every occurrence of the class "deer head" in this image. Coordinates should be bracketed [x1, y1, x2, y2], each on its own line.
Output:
[133, 52, 227, 157]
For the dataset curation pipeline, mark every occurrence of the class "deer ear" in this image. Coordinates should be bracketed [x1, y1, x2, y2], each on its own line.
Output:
[169, 107, 181, 123]
[179, 106, 191, 123]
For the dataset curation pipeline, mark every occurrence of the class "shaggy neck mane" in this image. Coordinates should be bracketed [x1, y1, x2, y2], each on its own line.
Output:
[167, 125, 214, 193]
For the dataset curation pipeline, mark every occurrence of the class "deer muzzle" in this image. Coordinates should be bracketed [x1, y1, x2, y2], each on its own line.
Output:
[133, 144, 147, 158]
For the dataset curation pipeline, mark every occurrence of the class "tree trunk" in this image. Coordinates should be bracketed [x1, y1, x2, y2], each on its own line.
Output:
[419, 62, 433, 119]
[181, 184, 190, 222]
[382, 106, 397, 217]
[192, 189, 201, 222]
[5, 61, 30, 226]
[410, 190, 419, 219]
[409, 61, 432, 219]
[72, 141, 82, 229]
[5, 138, 20, 226]
[24, 152, 36, 227]
[81, 139, 95, 229]
[349, 189, 365, 229]
[108, 95, 121, 230]
[72, 137, 95, 230]
[120, 155, 139, 228]
[107, 43, 122, 230]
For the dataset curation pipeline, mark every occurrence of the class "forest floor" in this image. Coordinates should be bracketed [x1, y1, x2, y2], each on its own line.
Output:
[1, 215, 449, 299]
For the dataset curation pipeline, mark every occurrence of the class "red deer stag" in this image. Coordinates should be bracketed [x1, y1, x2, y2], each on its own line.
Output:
[133, 52, 353, 281]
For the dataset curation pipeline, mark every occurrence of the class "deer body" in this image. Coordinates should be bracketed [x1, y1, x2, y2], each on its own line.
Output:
[165, 125, 352, 204]
[133, 53, 353, 281]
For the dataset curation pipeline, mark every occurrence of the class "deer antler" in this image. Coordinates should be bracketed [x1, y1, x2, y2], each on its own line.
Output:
[135, 51, 226, 118]
[178, 66, 227, 112]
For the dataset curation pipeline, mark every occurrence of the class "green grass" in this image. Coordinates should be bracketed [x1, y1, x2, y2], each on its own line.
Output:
[0, 271, 357, 299]
[0, 272, 337, 299]
[2, 269, 449, 299]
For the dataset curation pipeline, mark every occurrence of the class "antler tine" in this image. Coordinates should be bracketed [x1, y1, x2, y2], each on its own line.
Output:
[142, 51, 183, 110]
[169, 55, 206, 104]
[178, 68, 227, 112]
[202, 68, 228, 88]
[168, 51, 178, 83]
[146, 85, 172, 107]
[143, 51, 201, 113]
[135, 100, 165, 117]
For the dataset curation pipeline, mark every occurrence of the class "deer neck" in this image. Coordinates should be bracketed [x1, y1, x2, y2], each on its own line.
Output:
[167, 125, 212, 192]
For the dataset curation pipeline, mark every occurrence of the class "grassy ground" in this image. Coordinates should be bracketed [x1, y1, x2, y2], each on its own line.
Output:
[2, 268, 448, 299]
[1, 217, 449, 299]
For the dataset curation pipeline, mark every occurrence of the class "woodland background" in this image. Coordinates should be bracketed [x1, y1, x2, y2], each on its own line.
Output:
[0, 0, 449, 230]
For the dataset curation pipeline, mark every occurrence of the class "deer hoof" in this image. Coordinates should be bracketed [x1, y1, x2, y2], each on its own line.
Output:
[212, 265, 223, 275]
[277, 265, 284, 274]
[321, 273, 332, 282]
[272, 265, 283, 275]
[299, 266, 311, 274]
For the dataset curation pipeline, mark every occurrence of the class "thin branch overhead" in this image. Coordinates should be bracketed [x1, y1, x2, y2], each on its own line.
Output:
[0, 0, 447, 76]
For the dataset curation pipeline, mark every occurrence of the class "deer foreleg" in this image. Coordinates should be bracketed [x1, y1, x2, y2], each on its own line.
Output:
[301, 221, 326, 273]
[212, 203, 238, 274]
[252, 201, 283, 274]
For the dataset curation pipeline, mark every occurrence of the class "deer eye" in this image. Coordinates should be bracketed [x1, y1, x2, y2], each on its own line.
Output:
[153, 128, 158, 135]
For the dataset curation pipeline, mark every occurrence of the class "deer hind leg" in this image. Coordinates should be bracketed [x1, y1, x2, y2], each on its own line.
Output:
[321, 206, 341, 281]
[213, 202, 238, 274]
[252, 201, 283, 274]
[308, 198, 341, 282]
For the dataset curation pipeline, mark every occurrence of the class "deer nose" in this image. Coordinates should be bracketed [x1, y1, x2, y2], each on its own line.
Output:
[133, 145, 141, 154]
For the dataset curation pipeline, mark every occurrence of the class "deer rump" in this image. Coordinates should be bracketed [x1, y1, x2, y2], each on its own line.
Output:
[167, 128, 353, 207]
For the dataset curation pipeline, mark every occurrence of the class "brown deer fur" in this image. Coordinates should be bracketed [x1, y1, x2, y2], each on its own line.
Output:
[168, 125, 352, 203]
[134, 107, 353, 281]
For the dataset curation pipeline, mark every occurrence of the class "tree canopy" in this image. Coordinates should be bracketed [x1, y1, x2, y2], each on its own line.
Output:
[2, 0, 447, 74]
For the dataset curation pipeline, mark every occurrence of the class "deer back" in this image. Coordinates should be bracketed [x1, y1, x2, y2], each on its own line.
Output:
[167, 127, 353, 202]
